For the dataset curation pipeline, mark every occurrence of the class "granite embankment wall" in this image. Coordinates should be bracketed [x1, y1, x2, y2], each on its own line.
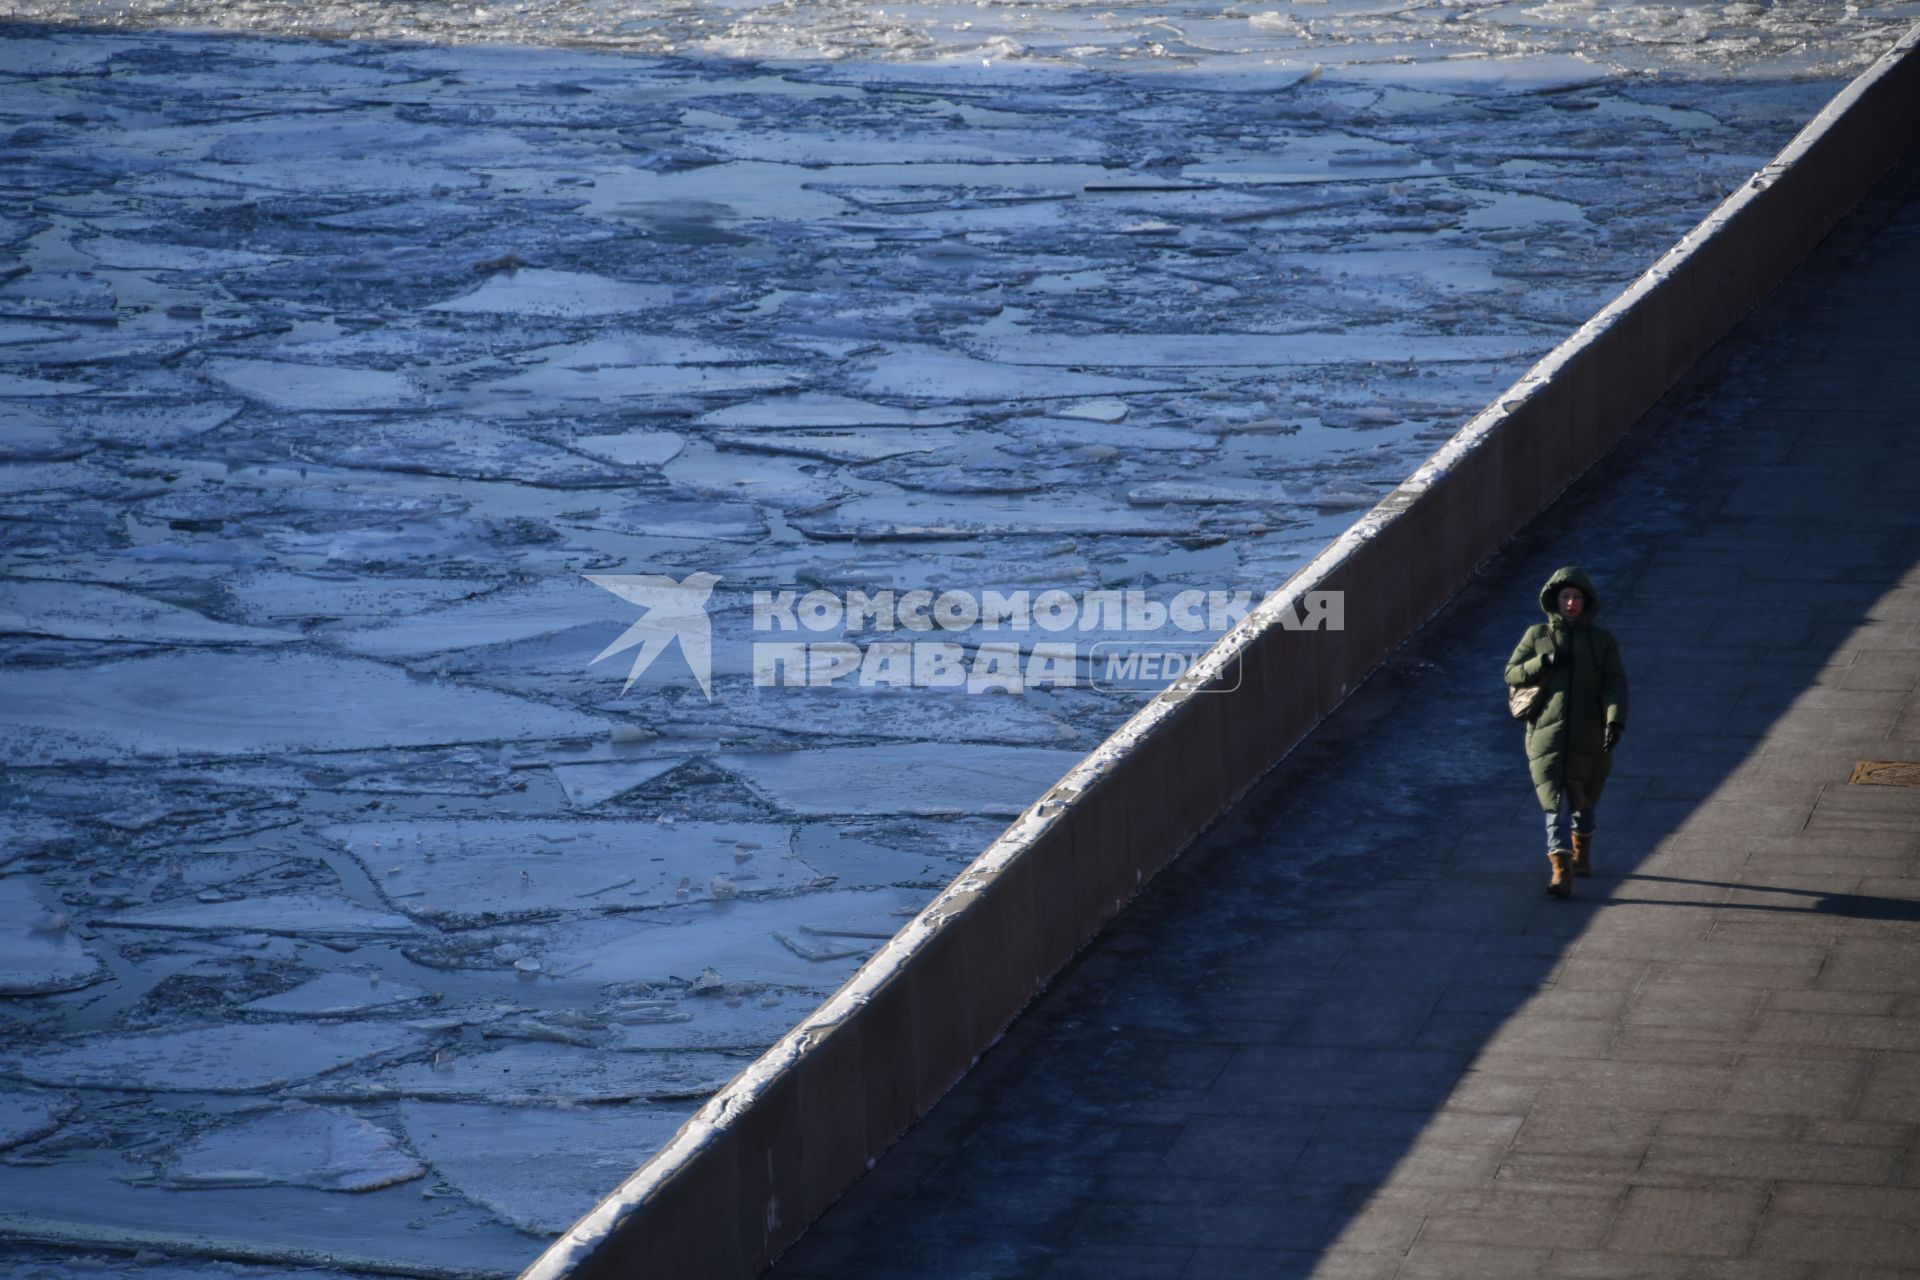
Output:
[523, 23, 1920, 1280]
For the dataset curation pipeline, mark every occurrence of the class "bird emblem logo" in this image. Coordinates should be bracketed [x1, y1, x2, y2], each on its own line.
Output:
[584, 572, 721, 699]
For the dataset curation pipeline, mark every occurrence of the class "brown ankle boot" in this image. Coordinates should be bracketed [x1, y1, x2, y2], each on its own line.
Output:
[1571, 832, 1593, 878]
[1547, 851, 1572, 898]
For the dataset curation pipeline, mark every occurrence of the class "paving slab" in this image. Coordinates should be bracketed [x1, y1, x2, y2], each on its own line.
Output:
[767, 153, 1920, 1280]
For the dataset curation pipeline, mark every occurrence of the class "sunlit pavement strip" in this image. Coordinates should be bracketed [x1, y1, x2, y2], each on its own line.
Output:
[1, 5, 1917, 1275]
[769, 154, 1920, 1279]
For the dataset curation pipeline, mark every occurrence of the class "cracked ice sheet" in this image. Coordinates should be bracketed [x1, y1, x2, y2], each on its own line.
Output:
[535, 888, 928, 987]
[788, 491, 1190, 539]
[1005, 416, 1216, 453]
[0, 1264, 364, 1280]
[712, 428, 952, 464]
[224, 571, 495, 626]
[0, 323, 83, 348]
[0, 1155, 530, 1276]
[308, 1042, 741, 1105]
[695, 393, 965, 430]
[323, 575, 625, 659]
[399, 1101, 686, 1236]
[204, 118, 536, 169]
[298, 419, 645, 487]
[206, 753, 524, 799]
[242, 971, 431, 1016]
[1320, 51, 1614, 95]
[427, 269, 676, 318]
[566, 496, 767, 542]
[965, 330, 1542, 368]
[16, 400, 242, 449]
[604, 991, 824, 1053]
[0, 1086, 76, 1151]
[717, 744, 1084, 817]
[101, 893, 421, 937]
[0, 650, 610, 764]
[850, 347, 1187, 401]
[547, 757, 685, 808]
[0, 374, 95, 396]
[0, 814, 84, 867]
[792, 824, 971, 890]
[0, 15, 1905, 1277]
[321, 818, 811, 921]
[158, 1103, 425, 1191]
[77, 234, 281, 272]
[512, 334, 767, 368]
[564, 428, 686, 468]
[0, 578, 297, 646]
[0, 1023, 423, 1093]
[680, 127, 1111, 165]
[714, 684, 1079, 748]
[660, 442, 847, 512]
[0, 876, 108, 995]
[177, 157, 481, 196]
[202, 358, 424, 411]
[462, 360, 802, 408]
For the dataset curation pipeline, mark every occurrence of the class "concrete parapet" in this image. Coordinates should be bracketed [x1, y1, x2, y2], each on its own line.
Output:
[523, 22, 1920, 1280]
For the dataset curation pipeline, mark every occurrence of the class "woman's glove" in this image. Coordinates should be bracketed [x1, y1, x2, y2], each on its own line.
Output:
[1537, 648, 1560, 670]
[1604, 723, 1623, 752]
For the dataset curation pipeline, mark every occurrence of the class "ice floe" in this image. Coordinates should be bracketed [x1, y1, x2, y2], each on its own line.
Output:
[322, 818, 809, 919]
[1, 1023, 422, 1093]
[202, 359, 423, 412]
[716, 743, 1083, 816]
[398, 1100, 685, 1235]
[787, 491, 1187, 539]
[241, 971, 432, 1016]
[306, 419, 637, 487]
[0, 373, 96, 396]
[103, 893, 420, 938]
[311, 1042, 740, 1105]
[0, 650, 610, 763]
[0, 10, 1901, 1272]
[547, 758, 685, 808]
[158, 1103, 425, 1191]
[0, 814, 84, 870]
[0, 875, 108, 995]
[539, 888, 927, 987]
[325, 576, 612, 660]
[223, 571, 494, 626]
[78, 235, 281, 272]
[851, 348, 1186, 401]
[180, 157, 482, 195]
[967, 330, 1536, 368]
[1053, 398, 1130, 422]
[0, 1086, 75, 1152]
[44, 400, 242, 448]
[710, 428, 947, 463]
[470, 360, 801, 404]
[427, 269, 676, 318]
[694, 393, 965, 430]
[0, 578, 296, 647]
[564, 429, 687, 468]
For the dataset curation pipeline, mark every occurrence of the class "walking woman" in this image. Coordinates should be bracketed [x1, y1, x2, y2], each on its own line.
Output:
[1505, 566, 1629, 898]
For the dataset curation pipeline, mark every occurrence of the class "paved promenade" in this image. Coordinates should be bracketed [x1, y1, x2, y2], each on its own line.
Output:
[768, 150, 1920, 1279]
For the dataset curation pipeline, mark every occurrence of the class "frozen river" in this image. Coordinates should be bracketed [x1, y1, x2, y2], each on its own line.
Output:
[2, 2, 1916, 1275]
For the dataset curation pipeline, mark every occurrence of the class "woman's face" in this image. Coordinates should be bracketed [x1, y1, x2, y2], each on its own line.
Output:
[1556, 586, 1585, 618]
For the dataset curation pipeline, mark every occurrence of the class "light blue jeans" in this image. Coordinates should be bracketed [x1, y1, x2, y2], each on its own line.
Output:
[1545, 790, 1595, 856]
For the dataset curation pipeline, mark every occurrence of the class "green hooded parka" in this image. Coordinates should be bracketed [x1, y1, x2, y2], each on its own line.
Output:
[1504, 566, 1629, 813]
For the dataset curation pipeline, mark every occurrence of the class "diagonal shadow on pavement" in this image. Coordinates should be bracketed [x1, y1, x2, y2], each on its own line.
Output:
[771, 138, 1920, 1280]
